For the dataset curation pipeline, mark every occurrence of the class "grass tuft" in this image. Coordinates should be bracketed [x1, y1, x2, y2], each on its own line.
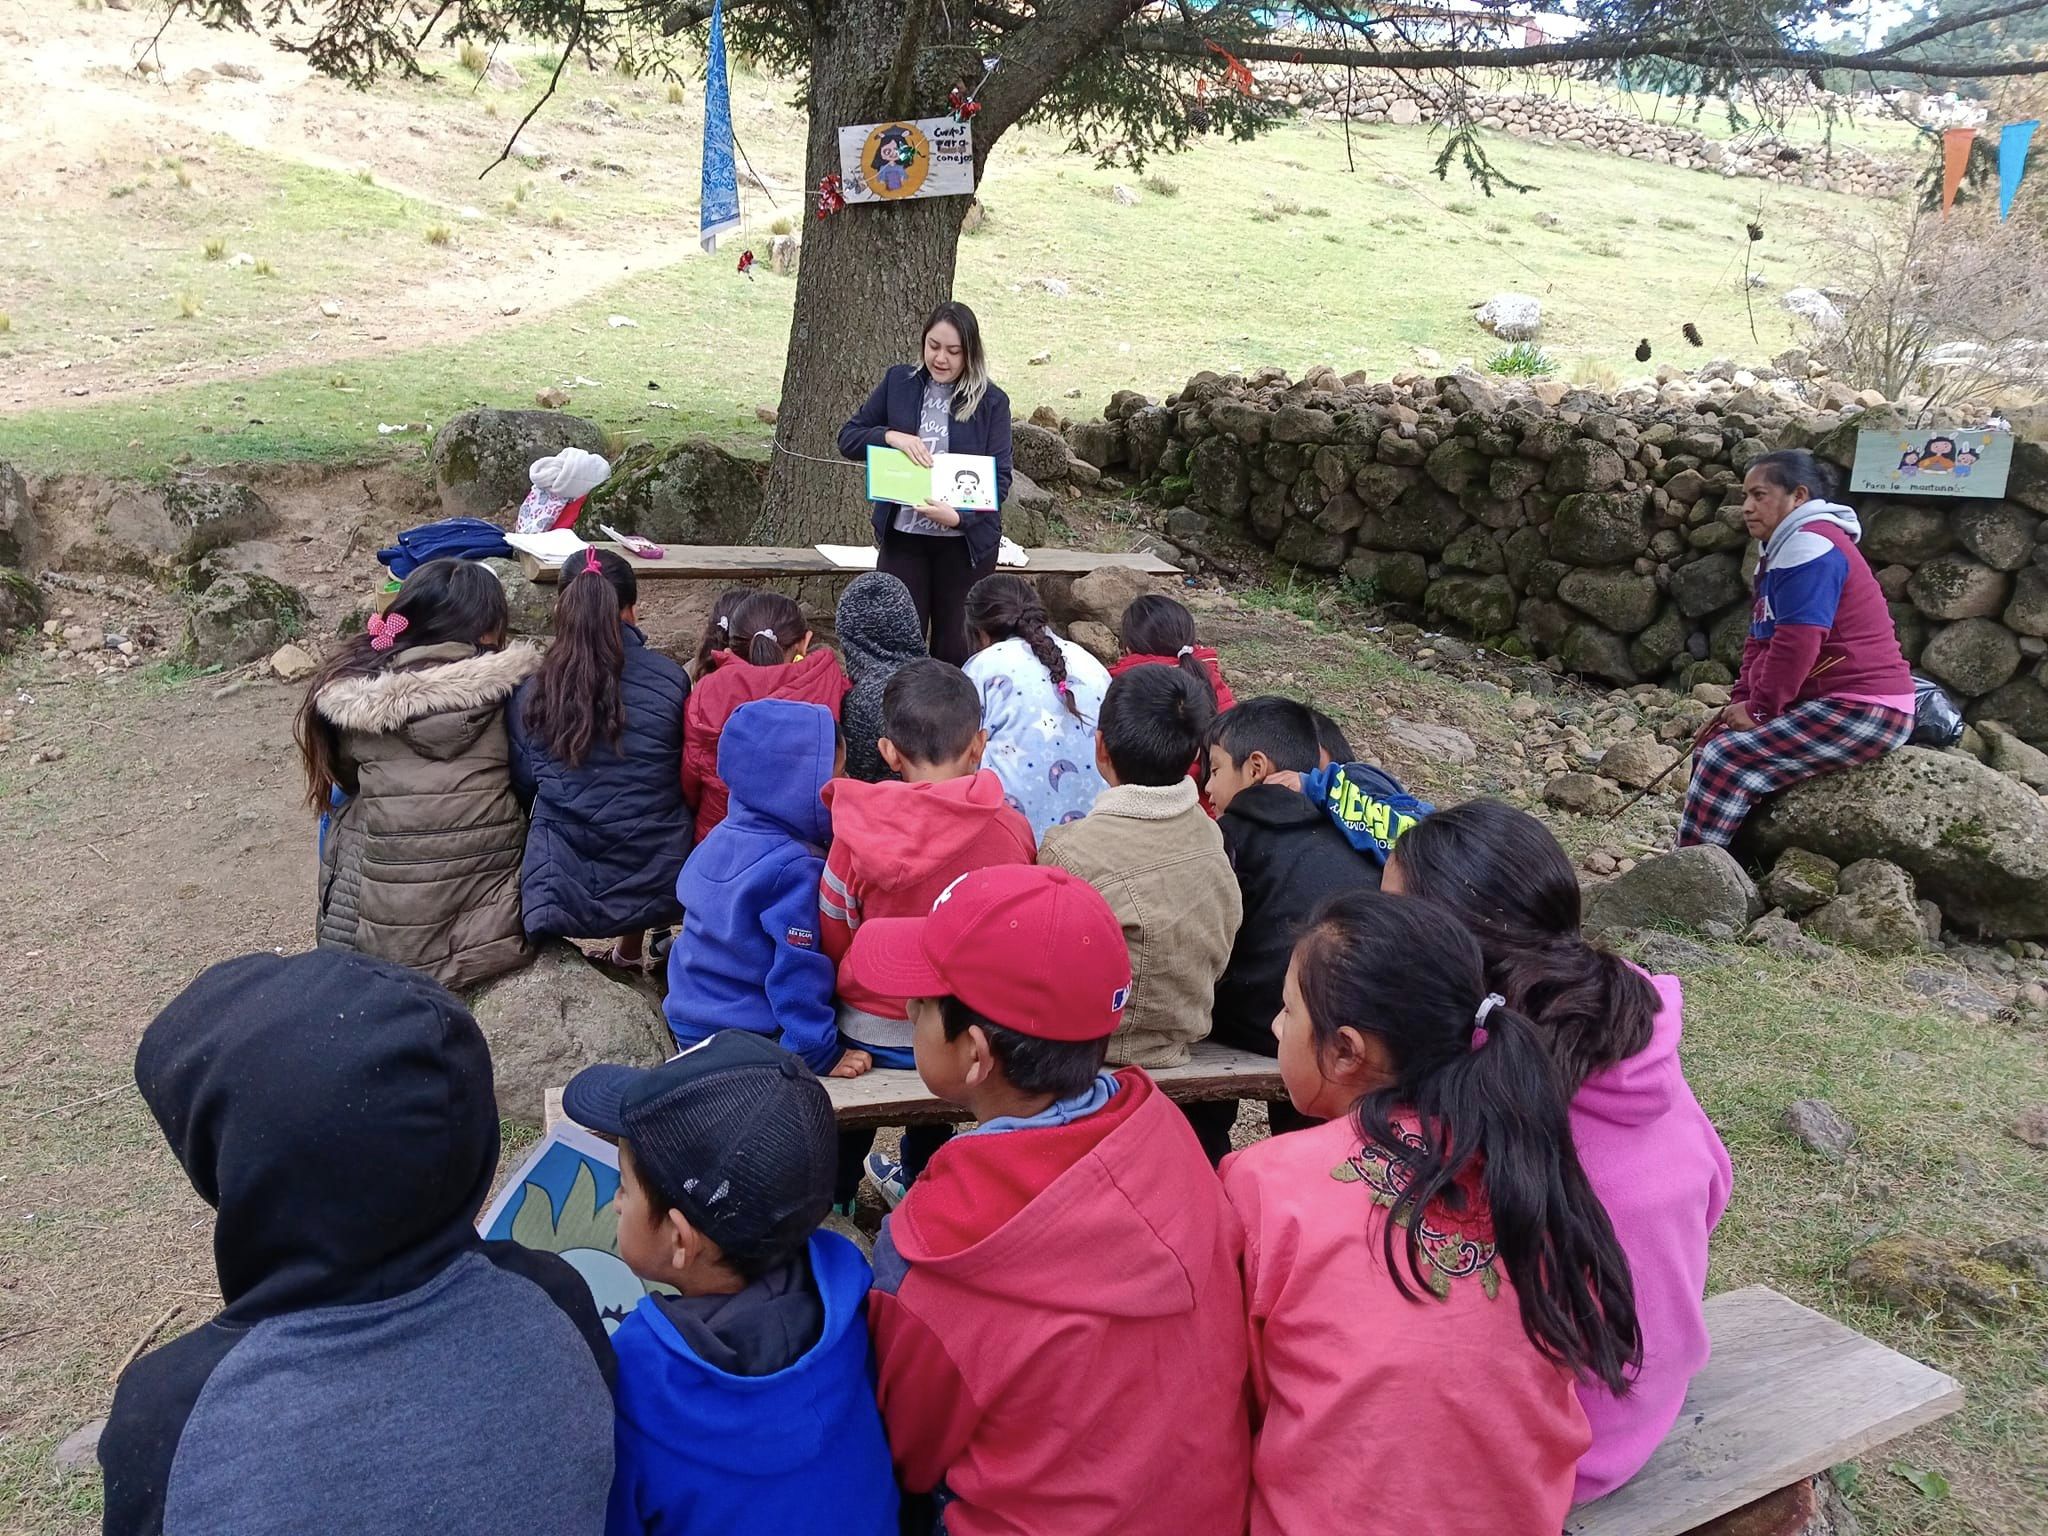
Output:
[1142, 173, 1180, 198]
[1487, 341, 1558, 377]
[547, 209, 567, 229]
[769, 214, 793, 236]
[0, 312, 11, 334]
[174, 163, 193, 190]
[425, 224, 452, 246]
[176, 291, 202, 320]
[253, 259, 275, 277]
[202, 237, 226, 261]
[667, 82, 685, 105]
[458, 40, 489, 76]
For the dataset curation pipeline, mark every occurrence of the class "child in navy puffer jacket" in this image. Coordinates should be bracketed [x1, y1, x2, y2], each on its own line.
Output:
[662, 699, 869, 1079]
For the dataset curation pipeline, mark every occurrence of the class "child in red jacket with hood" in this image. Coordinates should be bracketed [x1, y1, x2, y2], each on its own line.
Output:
[844, 864, 1251, 1536]
[820, 660, 1036, 1208]
[683, 591, 851, 841]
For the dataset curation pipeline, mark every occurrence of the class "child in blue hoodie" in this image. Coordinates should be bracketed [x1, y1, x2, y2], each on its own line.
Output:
[663, 699, 867, 1077]
[564, 1032, 898, 1536]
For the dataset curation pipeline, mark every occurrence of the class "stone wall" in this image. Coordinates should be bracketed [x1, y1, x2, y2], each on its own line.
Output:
[1060, 366, 2048, 748]
[1259, 68, 1914, 200]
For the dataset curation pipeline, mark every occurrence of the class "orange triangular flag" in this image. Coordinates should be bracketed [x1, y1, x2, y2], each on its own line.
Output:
[1942, 127, 1977, 217]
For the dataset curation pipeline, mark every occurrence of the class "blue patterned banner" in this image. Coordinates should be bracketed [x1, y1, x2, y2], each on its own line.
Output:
[699, 0, 740, 251]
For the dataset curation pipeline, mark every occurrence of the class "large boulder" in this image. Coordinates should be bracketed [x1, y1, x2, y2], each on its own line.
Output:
[1668, 553, 1748, 619]
[1550, 491, 1650, 565]
[1424, 574, 1516, 635]
[2004, 567, 2048, 638]
[1762, 847, 1839, 915]
[1969, 677, 2048, 742]
[1068, 565, 1161, 631]
[1979, 720, 2048, 791]
[1474, 292, 1542, 341]
[483, 556, 554, 637]
[467, 941, 671, 1123]
[1000, 471, 1053, 546]
[1556, 568, 1660, 634]
[1188, 437, 1249, 518]
[0, 568, 41, 635]
[1804, 858, 1926, 956]
[1955, 502, 2040, 571]
[1545, 440, 1626, 495]
[1360, 484, 1470, 555]
[1345, 549, 1430, 603]
[1920, 617, 2022, 697]
[1738, 746, 2048, 936]
[1065, 419, 1125, 470]
[0, 463, 45, 573]
[104, 478, 280, 567]
[590, 439, 764, 545]
[1584, 845, 1762, 936]
[1906, 554, 2011, 621]
[180, 572, 309, 667]
[1860, 503, 1952, 566]
[1010, 422, 1071, 485]
[432, 407, 610, 520]
[1558, 622, 1639, 685]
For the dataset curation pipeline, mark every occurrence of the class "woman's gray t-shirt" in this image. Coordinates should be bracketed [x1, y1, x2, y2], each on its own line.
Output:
[893, 378, 963, 537]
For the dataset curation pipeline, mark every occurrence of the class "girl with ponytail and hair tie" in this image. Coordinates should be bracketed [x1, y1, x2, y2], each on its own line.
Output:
[1384, 799, 1731, 1501]
[510, 548, 692, 974]
[962, 573, 1110, 839]
[682, 589, 850, 840]
[1109, 593, 1236, 712]
[1222, 889, 1642, 1536]
[691, 586, 764, 678]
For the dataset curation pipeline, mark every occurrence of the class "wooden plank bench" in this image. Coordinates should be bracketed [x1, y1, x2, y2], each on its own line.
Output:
[519, 543, 1180, 584]
[1569, 1285, 1962, 1536]
[823, 1040, 1284, 1128]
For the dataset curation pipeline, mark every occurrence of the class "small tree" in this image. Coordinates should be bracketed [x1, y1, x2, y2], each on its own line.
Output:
[159, 0, 2048, 538]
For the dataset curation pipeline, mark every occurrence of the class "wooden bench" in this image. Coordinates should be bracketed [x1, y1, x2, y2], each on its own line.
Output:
[518, 543, 1180, 584]
[1569, 1285, 1961, 1536]
[823, 1040, 1284, 1128]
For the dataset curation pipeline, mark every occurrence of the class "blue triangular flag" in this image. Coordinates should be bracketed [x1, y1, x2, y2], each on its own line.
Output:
[1999, 120, 2039, 222]
[699, 0, 741, 252]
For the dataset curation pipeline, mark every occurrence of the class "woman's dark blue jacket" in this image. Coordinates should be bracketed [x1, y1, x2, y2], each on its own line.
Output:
[837, 363, 1014, 568]
[509, 627, 693, 939]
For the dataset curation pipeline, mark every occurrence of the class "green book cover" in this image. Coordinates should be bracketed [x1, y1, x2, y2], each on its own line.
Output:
[865, 445, 933, 506]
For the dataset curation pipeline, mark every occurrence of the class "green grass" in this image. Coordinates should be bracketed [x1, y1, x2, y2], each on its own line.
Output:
[0, 61, 1887, 479]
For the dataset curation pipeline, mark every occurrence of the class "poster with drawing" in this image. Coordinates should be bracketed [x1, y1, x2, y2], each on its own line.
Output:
[477, 1123, 672, 1333]
[837, 117, 975, 204]
[1849, 426, 2013, 499]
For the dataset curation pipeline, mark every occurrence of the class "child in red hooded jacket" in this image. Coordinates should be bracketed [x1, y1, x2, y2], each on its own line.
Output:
[844, 864, 1251, 1536]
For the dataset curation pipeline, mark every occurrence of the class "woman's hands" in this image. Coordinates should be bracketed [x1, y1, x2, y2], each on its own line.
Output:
[914, 502, 963, 528]
[885, 430, 934, 468]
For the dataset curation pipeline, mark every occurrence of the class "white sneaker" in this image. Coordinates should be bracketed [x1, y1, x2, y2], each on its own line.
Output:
[864, 1150, 909, 1208]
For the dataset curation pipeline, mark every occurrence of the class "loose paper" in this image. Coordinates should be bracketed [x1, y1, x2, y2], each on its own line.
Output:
[505, 529, 591, 565]
[864, 446, 1000, 510]
[815, 544, 881, 570]
[837, 117, 975, 204]
[1848, 426, 2013, 499]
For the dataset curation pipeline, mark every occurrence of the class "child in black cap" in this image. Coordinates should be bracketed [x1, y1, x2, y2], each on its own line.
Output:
[563, 1033, 898, 1536]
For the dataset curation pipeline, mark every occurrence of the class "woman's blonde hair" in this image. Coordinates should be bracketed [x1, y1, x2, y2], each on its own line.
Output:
[924, 300, 990, 421]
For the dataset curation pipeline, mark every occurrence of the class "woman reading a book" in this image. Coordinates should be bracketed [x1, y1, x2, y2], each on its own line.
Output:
[838, 300, 1014, 665]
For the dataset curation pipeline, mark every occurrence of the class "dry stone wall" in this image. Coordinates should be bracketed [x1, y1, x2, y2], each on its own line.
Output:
[1064, 366, 2048, 748]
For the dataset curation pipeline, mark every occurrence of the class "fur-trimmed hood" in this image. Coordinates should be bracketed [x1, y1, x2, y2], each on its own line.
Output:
[316, 643, 540, 740]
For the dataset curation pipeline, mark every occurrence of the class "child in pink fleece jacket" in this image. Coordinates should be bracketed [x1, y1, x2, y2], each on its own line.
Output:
[1387, 799, 1733, 1501]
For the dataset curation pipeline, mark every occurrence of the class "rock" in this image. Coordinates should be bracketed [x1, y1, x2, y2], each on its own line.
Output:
[480, 557, 553, 636]
[1669, 552, 1749, 619]
[1544, 772, 1624, 817]
[1545, 440, 1627, 495]
[1550, 491, 1650, 565]
[1738, 746, 2048, 937]
[0, 462, 45, 573]
[1845, 1232, 2021, 1324]
[1010, 422, 1071, 485]
[0, 568, 42, 633]
[589, 439, 763, 545]
[1111, 183, 1140, 206]
[1919, 617, 2021, 697]
[1270, 404, 1337, 446]
[1692, 682, 1734, 708]
[1558, 568, 1660, 634]
[1861, 503, 1953, 566]
[769, 233, 800, 275]
[1630, 606, 1689, 675]
[431, 407, 610, 520]
[1636, 931, 1725, 974]
[1762, 847, 1839, 916]
[1748, 911, 1827, 958]
[1681, 1473, 1859, 1536]
[2010, 1105, 2048, 1149]
[1424, 574, 1516, 634]
[1584, 845, 1761, 936]
[1599, 737, 1681, 790]
[1068, 565, 1159, 631]
[1001, 472, 1054, 544]
[268, 643, 316, 682]
[103, 478, 280, 567]
[1361, 484, 1471, 554]
[1344, 549, 1430, 603]
[53, 1418, 106, 1475]
[181, 573, 309, 668]
[1978, 721, 2048, 791]
[2005, 567, 2048, 637]
[1065, 419, 1124, 469]
[1980, 1233, 2048, 1283]
[1383, 718, 1477, 765]
[1954, 502, 2040, 572]
[1558, 622, 1639, 686]
[1067, 620, 1120, 667]
[535, 387, 571, 409]
[1907, 555, 2011, 621]
[1424, 441, 1489, 497]
[1474, 293, 1543, 341]
[1804, 858, 1924, 956]
[1779, 287, 1844, 329]
[213, 60, 264, 82]
[466, 941, 670, 1121]
[1275, 519, 1353, 571]
[1188, 437, 1249, 517]
[1782, 1098, 1856, 1159]
[1903, 965, 2012, 1022]
[1969, 677, 2048, 741]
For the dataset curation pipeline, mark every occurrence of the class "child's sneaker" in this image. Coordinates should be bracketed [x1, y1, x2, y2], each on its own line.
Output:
[864, 1150, 908, 1208]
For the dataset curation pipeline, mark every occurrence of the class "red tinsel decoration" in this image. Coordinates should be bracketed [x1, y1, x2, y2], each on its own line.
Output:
[816, 173, 845, 219]
[948, 85, 982, 124]
[1204, 39, 1255, 96]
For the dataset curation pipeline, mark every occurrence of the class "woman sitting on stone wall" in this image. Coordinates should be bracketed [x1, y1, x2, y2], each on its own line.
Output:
[1678, 449, 1914, 847]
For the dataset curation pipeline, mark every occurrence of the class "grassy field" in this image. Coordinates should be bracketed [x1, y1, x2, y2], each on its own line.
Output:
[0, 37, 1887, 479]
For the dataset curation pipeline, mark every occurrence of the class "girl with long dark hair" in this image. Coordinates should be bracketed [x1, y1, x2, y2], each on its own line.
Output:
[298, 557, 537, 989]
[510, 548, 693, 974]
[682, 589, 849, 840]
[1220, 889, 1642, 1536]
[1109, 594, 1236, 713]
[838, 300, 1014, 665]
[1384, 799, 1731, 1500]
[962, 574, 1110, 838]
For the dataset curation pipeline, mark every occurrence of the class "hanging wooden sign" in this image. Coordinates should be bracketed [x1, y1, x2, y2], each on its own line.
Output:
[836, 117, 976, 204]
[1848, 426, 2014, 499]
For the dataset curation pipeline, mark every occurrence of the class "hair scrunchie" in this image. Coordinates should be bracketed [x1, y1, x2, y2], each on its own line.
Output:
[1470, 992, 1506, 1051]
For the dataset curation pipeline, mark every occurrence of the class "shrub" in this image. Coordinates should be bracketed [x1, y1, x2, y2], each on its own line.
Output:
[177, 292, 203, 319]
[1587, 239, 1623, 259]
[1447, 199, 1477, 215]
[1270, 196, 1301, 216]
[770, 214, 793, 235]
[175, 163, 193, 190]
[109, 184, 135, 200]
[459, 41, 489, 76]
[1302, 205, 1331, 218]
[1485, 218, 1511, 235]
[1486, 342, 1558, 378]
[203, 237, 226, 260]
[548, 209, 567, 229]
[426, 224, 452, 246]
[1250, 207, 1280, 223]
[1656, 215, 1697, 231]
[1142, 173, 1179, 198]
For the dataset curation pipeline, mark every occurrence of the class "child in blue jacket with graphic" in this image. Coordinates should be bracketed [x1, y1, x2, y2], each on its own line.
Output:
[662, 700, 870, 1079]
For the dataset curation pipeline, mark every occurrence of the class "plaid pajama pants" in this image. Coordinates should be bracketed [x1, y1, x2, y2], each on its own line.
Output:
[1678, 698, 1913, 848]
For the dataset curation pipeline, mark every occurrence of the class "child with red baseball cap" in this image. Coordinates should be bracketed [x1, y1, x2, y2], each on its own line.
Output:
[843, 864, 1251, 1536]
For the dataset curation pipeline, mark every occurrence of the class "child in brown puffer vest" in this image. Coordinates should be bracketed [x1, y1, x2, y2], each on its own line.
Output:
[299, 558, 538, 991]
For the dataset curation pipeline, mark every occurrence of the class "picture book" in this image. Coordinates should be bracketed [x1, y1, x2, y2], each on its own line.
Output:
[865, 445, 1001, 511]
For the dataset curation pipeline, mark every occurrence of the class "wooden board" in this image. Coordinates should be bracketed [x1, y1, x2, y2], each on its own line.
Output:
[822, 1041, 1284, 1128]
[1568, 1286, 1963, 1536]
[519, 544, 1179, 583]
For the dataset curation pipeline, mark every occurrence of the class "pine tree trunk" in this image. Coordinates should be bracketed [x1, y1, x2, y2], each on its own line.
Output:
[755, 5, 972, 545]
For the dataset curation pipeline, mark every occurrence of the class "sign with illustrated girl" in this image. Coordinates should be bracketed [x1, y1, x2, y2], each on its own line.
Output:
[836, 116, 976, 204]
[1850, 425, 2014, 499]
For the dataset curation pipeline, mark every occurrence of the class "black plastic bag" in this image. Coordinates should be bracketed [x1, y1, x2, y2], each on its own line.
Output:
[1911, 672, 1965, 747]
